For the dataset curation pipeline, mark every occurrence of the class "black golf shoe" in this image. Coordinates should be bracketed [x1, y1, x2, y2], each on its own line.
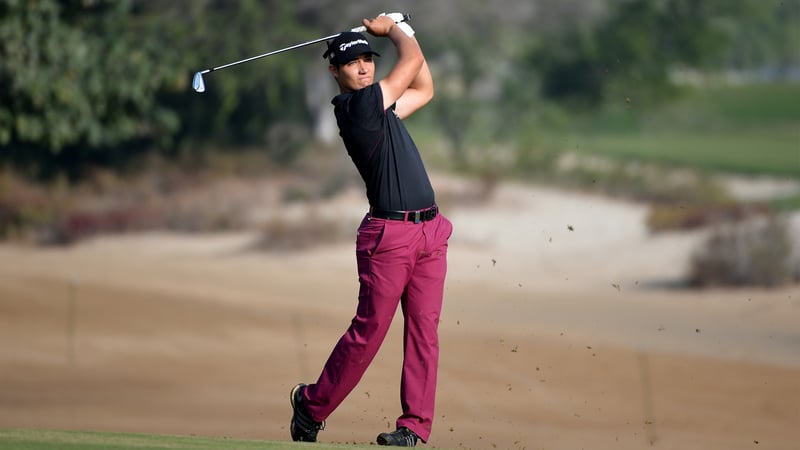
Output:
[377, 427, 420, 446]
[289, 383, 325, 442]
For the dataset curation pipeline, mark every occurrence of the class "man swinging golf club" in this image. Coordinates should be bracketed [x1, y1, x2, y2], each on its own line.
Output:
[289, 12, 452, 447]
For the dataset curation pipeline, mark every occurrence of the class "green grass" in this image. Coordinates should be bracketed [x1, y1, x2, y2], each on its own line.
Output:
[568, 82, 800, 178]
[0, 429, 375, 450]
[573, 125, 798, 177]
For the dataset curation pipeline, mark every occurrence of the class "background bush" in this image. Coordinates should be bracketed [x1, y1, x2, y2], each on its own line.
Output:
[689, 215, 797, 287]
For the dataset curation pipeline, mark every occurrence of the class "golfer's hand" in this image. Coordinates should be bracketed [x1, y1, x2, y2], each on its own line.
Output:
[381, 12, 414, 37]
[362, 15, 395, 37]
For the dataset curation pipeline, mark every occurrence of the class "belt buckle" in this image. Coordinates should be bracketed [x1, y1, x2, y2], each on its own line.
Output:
[413, 211, 421, 224]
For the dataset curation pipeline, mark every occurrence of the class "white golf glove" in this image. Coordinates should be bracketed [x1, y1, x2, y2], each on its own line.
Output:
[380, 12, 415, 37]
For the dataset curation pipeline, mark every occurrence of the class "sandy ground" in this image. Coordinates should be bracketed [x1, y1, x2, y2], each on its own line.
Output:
[1, 177, 799, 449]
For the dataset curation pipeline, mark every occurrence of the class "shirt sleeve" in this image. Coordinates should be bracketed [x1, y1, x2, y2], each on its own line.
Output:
[346, 83, 385, 132]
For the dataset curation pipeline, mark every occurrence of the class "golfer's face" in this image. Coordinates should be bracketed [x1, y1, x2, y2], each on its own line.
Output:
[335, 54, 375, 92]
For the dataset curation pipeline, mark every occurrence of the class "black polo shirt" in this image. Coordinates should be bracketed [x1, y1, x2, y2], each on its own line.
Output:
[332, 83, 435, 211]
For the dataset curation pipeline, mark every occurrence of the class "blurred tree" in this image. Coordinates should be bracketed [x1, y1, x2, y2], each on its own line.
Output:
[420, 0, 537, 169]
[130, 0, 313, 161]
[527, 0, 779, 107]
[0, 0, 326, 178]
[0, 0, 182, 179]
[720, 0, 800, 78]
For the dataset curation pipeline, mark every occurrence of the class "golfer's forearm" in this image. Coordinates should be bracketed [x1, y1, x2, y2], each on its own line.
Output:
[388, 25, 424, 77]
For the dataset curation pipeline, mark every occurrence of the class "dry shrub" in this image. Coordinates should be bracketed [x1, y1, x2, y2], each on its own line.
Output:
[0, 161, 363, 247]
[48, 205, 164, 245]
[647, 202, 773, 232]
[0, 171, 56, 240]
[689, 215, 796, 288]
[255, 212, 355, 251]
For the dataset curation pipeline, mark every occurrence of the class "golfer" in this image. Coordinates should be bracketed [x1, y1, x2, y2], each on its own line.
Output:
[289, 13, 452, 447]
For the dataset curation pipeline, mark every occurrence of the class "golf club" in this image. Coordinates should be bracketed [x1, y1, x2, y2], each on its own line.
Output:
[192, 14, 411, 93]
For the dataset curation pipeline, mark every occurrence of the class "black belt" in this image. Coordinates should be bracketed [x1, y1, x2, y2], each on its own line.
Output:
[370, 205, 438, 223]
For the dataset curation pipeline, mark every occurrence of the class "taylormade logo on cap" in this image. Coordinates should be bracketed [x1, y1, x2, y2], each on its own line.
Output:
[324, 31, 380, 65]
[339, 39, 369, 52]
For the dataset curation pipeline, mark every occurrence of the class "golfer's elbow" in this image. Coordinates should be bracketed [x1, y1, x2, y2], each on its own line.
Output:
[416, 60, 434, 105]
[422, 85, 434, 106]
[423, 75, 434, 102]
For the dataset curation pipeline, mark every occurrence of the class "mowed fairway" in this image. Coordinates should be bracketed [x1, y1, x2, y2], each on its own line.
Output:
[0, 429, 371, 450]
[1, 180, 799, 449]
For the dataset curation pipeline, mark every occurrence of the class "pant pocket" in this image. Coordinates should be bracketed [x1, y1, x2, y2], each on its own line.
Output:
[356, 218, 387, 256]
[438, 214, 454, 243]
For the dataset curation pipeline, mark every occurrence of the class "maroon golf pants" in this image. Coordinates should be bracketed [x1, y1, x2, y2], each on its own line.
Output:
[304, 211, 452, 442]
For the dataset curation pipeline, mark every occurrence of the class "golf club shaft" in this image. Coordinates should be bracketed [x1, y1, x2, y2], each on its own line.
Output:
[200, 31, 348, 76]
[193, 14, 409, 93]
[199, 13, 410, 75]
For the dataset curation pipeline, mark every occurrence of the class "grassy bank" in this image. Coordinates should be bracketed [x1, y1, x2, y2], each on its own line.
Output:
[570, 82, 800, 177]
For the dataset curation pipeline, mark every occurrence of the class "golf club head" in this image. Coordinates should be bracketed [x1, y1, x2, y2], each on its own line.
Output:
[192, 72, 205, 93]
